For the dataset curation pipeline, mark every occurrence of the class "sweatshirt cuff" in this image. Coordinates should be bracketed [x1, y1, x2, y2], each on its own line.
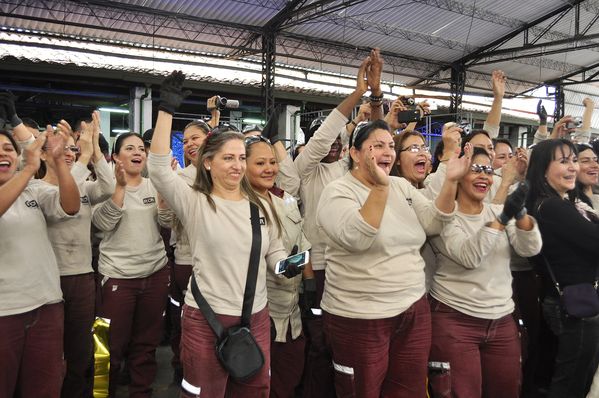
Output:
[105, 198, 125, 214]
[483, 122, 499, 139]
[432, 200, 457, 221]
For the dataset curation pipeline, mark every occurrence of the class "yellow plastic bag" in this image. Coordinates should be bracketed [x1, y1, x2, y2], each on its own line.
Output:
[92, 317, 110, 398]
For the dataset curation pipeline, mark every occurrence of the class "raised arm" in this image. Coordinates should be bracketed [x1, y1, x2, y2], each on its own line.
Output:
[573, 97, 595, 144]
[295, 54, 371, 177]
[47, 126, 80, 215]
[484, 70, 506, 139]
[0, 133, 45, 217]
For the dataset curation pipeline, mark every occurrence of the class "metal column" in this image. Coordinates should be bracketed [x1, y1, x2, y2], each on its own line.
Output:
[449, 62, 466, 119]
[261, 30, 276, 121]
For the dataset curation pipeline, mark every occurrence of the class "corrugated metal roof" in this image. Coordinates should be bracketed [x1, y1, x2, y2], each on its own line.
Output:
[1, 0, 599, 97]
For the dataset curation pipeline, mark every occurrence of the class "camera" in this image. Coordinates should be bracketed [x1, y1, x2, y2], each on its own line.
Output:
[207, 96, 240, 111]
[458, 119, 472, 135]
[566, 116, 582, 130]
[399, 96, 415, 107]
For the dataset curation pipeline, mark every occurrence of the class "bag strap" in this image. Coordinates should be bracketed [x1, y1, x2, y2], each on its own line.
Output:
[540, 254, 563, 296]
[241, 202, 262, 327]
[191, 274, 225, 338]
[189, 201, 262, 338]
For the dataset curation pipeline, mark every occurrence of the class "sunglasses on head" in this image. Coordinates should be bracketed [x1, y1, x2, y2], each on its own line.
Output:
[470, 164, 494, 175]
[244, 135, 271, 146]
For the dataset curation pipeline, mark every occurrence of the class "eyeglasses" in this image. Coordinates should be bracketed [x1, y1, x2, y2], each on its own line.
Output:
[245, 135, 271, 146]
[470, 164, 495, 175]
[400, 144, 430, 153]
[64, 145, 80, 154]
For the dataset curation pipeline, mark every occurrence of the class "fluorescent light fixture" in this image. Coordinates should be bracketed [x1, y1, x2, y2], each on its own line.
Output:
[111, 129, 130, 133]
[243, 118, 265, 124]
[99, 107, 130, 114]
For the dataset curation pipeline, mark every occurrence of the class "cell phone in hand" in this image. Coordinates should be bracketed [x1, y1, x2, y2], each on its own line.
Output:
[397, 110, 421, 123]
[275, 251, 310, 275]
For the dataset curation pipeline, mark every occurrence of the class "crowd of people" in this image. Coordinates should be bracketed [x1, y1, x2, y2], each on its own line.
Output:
[0, 48, 598, 398]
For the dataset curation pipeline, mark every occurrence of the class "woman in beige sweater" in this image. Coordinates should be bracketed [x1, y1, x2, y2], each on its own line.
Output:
[316, 119, 470, 398]
[148, 71, 289, 398]
[244, 134, 313, 397]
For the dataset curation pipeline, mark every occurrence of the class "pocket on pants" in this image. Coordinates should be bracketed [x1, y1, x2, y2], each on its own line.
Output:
[332, 360, 356, 398]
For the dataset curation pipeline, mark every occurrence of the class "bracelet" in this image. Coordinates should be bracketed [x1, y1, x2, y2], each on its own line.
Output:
[369, 93, 383, 102]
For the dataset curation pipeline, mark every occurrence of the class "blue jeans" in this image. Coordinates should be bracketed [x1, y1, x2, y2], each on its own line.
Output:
[542, 296, 599, 398]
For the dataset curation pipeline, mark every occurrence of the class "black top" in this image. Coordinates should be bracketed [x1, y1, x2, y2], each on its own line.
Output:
[534, 196, 599, 298]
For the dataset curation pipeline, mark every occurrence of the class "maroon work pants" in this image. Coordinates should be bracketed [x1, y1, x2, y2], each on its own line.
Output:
[180, 305, 271, 398]
[97, 266, 170, 398]
[429, 298, 521, 398]
[61, 272, 96, 398]
[0, 302, 65, 398]
[270, 327, 305, 398]
[323, 295, 432, 398]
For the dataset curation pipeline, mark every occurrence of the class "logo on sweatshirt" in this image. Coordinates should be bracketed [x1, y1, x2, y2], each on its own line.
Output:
[143, 197, 156, 205]
[406, 197, 413, 207]
[25, 200, 39, 208]
[80, 196, 90, 204]
[259, 217, 266, 226]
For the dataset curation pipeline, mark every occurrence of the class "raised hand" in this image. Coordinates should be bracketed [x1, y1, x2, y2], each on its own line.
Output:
[537, 100, 548, 125]
[367, 48, 383, 94]
[383, 98, 408, 131]
[23, 132, 47, 173]
[356, 102, 372, 123]
[114, 159, 127, 187]
[56, 119, 74, 139]
[416, 100, 431, 118]
[442, 122, 463, 158]
[551, 115, 574, 138]
[364, 145, 390, 187]
[514, 147, 528, 179]
[78, 120, 94, 164]
[90, 110, 102, 159]
[491, 70, 506, 98]
[498, 181, 529, 225]
[446, 142, 472, 182]
[356, 56, 371, 95]
[45, 125, 69, 161]
[159, 70, 192, 115]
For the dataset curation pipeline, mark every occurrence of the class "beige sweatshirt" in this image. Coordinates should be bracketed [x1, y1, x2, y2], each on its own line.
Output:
[173, 164, 196, 265]
[44, 159, 114, 276]
[429, 204, 542, 319]
[317, 173, 455, 319]
[0, 181, 72, 316]
[92, 178, 168, 278]
[267, 191, 311, 342]
[295, 108, 349, 271]
[147, 152, 288, 316]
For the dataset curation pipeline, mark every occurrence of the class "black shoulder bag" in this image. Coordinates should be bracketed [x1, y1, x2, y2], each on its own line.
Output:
[190, 202, 265, 381]
[542, 255, 599, 319]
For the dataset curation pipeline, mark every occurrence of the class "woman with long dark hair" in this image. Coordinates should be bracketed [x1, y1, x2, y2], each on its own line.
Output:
[526, 138, 599, 398]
